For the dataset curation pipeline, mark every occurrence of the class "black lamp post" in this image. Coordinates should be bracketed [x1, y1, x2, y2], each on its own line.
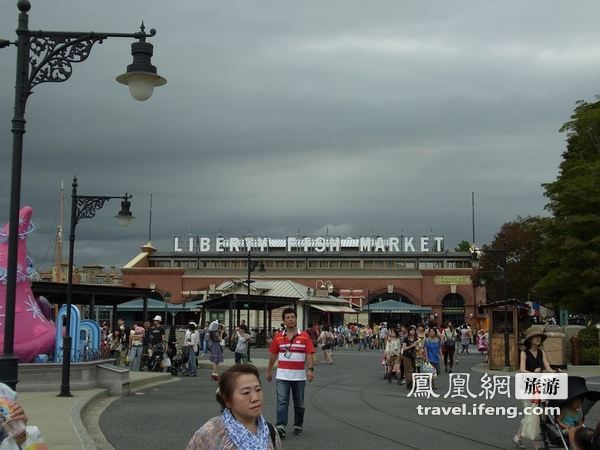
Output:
[245, 250, 265, 323]
[245, 250, 264, 362]
[0, 0, 165, 390]
[59, 176, 134, 397]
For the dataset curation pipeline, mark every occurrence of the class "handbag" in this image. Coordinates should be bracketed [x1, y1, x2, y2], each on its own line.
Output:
[421, 361, 437, 377]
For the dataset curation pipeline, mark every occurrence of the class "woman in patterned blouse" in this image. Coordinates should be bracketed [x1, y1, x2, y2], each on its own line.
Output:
[186, 364, 282, 450]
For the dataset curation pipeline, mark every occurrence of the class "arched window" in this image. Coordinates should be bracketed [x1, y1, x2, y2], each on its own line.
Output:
[441, 293, 465, 327]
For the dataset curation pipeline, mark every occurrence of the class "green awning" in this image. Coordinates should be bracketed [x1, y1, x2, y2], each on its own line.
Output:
[363, 299, 431, 314]
[116, 298, 203, 312]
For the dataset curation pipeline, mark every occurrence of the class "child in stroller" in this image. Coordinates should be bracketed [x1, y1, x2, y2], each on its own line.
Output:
[540, 376, 600, 450]
[169, 349, 188, 376]
[147, 343, 165, 372]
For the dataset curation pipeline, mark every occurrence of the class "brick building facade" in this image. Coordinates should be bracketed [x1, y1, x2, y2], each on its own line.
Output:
[122, 238, 486, 326]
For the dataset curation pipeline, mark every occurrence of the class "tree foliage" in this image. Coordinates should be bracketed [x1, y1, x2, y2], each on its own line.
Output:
[533, 99, 600, 314]
[474, 217, 549, 303]
[454, 240, 472, 252]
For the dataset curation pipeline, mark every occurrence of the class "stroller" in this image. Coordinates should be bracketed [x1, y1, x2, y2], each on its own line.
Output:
[541, 376, 600, 449]
[169, 348, 189, 377]
[168, 352, 185, 376]
[147, 343, 165, 372]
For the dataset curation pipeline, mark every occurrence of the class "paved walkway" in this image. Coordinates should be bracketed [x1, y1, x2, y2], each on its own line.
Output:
[101, 350, 600, 450]
[18, 370, 174, 449]
[14, 351, 600, 449]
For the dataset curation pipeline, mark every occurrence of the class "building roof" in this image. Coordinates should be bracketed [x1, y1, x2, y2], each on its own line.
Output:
[216, 279, 312, 299]
[215, 279, 346, 304]
[150, 250, 470, 259]
[32, 281, 161, 307]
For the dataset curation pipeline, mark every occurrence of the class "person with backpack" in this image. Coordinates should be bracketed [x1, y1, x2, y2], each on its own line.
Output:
[186, 364, 282, 450]
[317, 324, 334, 365]
[441, 322, 457, 373]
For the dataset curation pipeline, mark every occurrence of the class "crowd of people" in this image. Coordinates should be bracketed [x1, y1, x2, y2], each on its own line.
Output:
[96, 314, 600, 450]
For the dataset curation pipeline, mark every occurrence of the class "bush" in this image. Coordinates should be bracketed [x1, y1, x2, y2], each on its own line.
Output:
[581, 347, 600, 365]
[578, 326, 599, 347]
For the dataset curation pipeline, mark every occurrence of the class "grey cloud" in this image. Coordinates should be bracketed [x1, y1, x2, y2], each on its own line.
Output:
[1, 0, 598, 269]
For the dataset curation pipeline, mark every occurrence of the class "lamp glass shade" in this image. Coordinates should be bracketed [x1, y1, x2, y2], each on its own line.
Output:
[126, 73, 155, 101]
[116, 213, 134, 226]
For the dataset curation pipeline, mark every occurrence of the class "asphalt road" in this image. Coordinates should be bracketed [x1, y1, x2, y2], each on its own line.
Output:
[101, 348, 600, 450]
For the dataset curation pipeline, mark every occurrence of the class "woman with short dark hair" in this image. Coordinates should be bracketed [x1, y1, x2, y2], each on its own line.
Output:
[186, 364, 282, 450]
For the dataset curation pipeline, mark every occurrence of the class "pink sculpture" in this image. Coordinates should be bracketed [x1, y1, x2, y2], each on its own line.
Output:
[0, 207, 56, 362]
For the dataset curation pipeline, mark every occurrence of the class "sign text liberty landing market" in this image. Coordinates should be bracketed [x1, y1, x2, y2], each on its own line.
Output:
[172, 235, 446, 254]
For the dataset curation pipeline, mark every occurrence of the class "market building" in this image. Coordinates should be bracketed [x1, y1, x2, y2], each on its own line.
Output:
[121, 235, 486, 329]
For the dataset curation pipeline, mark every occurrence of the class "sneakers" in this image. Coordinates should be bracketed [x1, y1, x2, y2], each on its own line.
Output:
[276, 426, 286, 439]
[293, 426, 303, 436]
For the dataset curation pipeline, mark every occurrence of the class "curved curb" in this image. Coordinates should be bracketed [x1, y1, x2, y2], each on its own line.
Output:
[71, 389, 109, 450]
[75, 375, 179, 449]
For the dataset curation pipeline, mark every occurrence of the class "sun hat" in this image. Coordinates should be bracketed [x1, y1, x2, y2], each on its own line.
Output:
[153, 315, 162, 322]
[189, 321, 197, 327]
[521, 327, 547, 345]
[208, 320, 219, 332]
[548, 376, 600, 407]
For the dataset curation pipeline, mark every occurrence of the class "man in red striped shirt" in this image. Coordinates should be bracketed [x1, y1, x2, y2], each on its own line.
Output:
[266, 308, 315, 439]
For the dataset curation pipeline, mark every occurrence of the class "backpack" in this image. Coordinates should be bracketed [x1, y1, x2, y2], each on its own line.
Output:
[229, 335, 238, 352]
[325, 332, 335, 347]
[443, 330, 456, 351]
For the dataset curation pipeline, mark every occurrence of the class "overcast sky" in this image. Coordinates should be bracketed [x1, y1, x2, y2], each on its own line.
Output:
[1, 1, 599, 270]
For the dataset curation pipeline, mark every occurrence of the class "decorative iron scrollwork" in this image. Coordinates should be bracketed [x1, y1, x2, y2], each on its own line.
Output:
[27, 35, 105, 92]
[75, 197, 110, 223]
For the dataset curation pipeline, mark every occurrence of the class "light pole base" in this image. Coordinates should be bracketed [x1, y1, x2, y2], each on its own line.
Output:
[58, 336, 72, 397]
[0, 355, 19, 391]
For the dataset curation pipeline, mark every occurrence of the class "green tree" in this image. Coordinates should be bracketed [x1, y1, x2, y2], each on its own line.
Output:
[454, 240, 472, 252]
[534, 99, 600, 314]
[475, 216, 549, 303]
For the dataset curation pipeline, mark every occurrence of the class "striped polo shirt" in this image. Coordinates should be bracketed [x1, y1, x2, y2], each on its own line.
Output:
[269, 329, 315, 381]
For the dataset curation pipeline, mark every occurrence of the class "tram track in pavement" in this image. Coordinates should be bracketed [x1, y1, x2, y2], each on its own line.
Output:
[309, 375, 422, 449]
[309, 372, 509, 450]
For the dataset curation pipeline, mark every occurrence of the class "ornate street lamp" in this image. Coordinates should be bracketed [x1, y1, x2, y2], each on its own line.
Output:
[0, 0, 165, 390]
[60, 176, 134, 397]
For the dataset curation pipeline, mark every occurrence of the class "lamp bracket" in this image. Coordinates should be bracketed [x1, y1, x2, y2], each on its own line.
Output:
[74, 196, 111, 223]
[27, 35, 105, 93]
[22, 26, 157, 100]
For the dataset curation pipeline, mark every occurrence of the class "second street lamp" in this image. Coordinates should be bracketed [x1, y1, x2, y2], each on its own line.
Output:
[59, 176, 135, 397]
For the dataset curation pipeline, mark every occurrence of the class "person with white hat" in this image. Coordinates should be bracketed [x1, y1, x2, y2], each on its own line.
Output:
[513, 328, 556, 449]
[149, 315, 165, 350]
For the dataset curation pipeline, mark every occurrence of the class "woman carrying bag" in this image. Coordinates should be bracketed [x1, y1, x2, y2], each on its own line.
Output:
[512, 328, 556, 449]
